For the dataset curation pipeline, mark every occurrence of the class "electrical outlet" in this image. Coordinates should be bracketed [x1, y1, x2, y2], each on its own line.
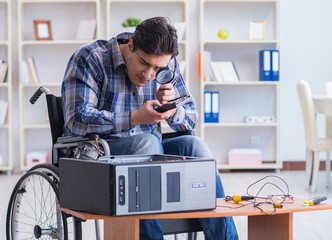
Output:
[251, 135, 260, 145]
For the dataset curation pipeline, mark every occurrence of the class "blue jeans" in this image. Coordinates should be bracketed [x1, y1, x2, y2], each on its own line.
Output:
[108, 134, 238, 240]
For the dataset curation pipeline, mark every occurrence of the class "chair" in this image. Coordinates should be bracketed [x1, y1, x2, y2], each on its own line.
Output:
[297, 80, 332, 192]
[7, 86, 201, 240]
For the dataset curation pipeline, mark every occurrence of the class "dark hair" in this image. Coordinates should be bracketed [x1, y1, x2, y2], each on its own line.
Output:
[132, 16, 179, 58]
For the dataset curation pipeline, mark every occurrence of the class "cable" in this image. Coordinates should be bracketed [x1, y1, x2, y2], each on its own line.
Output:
[220, 175, 294, 216]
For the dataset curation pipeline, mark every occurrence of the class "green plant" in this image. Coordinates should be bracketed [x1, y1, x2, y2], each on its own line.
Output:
[121, 17, 142, 28]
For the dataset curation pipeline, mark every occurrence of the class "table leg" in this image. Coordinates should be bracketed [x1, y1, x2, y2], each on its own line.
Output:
[248, 213, 293, 240]
[104, 217, 140, 240]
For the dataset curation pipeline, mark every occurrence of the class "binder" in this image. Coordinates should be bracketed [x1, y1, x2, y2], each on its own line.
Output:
[259, 50, 271, 81]
[211, 92, 220, 123]
[204, 91, 219, 123]
[271, 50, 280, 81]
[204, 91, 212, 122]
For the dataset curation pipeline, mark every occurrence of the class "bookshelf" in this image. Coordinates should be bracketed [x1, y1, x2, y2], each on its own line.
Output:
[199, 0, 282, 170]
[106, 0, 189, 133]
[18, 0, 101, 170]
[0, 0, 12, 172]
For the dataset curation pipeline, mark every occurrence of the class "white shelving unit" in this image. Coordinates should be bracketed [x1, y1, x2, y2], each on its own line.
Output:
[106, 0, 189, 133]
[0, 0, 12, 172]
[199, 0, 281, 170]
[18, 0, 101, 171]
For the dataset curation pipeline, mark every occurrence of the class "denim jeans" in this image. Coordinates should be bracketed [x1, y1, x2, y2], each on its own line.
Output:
[108, 134, 238, 240]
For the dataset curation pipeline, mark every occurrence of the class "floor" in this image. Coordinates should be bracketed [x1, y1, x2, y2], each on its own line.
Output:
[2, 170, 332, 240]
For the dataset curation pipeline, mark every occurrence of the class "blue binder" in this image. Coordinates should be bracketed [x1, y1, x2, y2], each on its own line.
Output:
[271, 50, 280, 81]
[259, 50, 271, 81]
[204, 91, 219, 123]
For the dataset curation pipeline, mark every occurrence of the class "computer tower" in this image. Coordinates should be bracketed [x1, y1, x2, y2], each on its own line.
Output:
[59, 154, 216, 216]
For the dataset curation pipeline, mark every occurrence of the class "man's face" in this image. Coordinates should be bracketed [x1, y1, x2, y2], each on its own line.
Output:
[126, 45, 172, 87]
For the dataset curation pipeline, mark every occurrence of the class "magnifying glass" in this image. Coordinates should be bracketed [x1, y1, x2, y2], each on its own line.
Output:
[155, 60, 178, 85]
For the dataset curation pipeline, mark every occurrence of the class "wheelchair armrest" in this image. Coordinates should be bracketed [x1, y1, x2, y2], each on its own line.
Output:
[56, 136, 90, 144]
[162, 130, 195, 140]
[56, 134, 102, 144]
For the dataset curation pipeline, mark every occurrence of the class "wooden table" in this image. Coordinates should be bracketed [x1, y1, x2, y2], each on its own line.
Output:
[61, 197, 332, 240]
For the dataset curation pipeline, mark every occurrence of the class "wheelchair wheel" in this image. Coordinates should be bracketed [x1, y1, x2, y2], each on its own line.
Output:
[6, 167, 81, 240]
[29, 164, 82, 240]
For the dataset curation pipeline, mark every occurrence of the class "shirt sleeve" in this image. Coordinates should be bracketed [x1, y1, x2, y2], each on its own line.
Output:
[61, 46, 132, 137]
[166, 59, 198, 131]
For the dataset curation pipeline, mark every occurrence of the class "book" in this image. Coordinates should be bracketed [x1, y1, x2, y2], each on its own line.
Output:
[218, 61, 240, 82]
[210, 61, 224, 82]
[198, 51, 213, 82]
[0, 62, 8, 83]
[21, 60, 31, 84]
[0, 100, 8, 125]
[27, 57, 40, 84]
[75, 20, 96, 40]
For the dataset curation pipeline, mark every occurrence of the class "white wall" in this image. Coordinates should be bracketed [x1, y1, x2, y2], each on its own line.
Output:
[10, 0, 332, 170]
[280, 0, 332, 160]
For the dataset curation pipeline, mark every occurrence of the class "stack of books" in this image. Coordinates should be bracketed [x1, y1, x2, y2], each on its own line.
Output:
[199, 51, 240, 83]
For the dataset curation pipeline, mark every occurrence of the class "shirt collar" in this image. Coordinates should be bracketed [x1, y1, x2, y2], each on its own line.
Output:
[111, 32, 133, 70]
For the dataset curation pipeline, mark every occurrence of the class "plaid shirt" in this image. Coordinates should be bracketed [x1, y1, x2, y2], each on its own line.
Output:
[61, 33, 197, 140]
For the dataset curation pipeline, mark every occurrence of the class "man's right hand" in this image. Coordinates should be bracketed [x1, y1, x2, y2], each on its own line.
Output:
[131, 100, 174, 127]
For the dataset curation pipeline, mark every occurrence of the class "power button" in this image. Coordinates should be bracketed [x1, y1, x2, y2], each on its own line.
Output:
[119, 175, 125, 205]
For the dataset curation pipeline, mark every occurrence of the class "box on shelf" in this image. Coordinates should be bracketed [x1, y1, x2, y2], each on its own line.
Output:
[228, 148, 262, 166]
[26, 151, 48, 168]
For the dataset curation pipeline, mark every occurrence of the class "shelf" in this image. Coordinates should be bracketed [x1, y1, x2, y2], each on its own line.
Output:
[23, 124, 50, 129]
[202, 81, 280, 86]
[203, 123, 278, 127]
[204, 40, 279, 44]
[203, 0, 278, 3]
[109, 0, 186, 2]
[21, 83, 61, 88]
[0, 41, 9, 45]
[20, 0, 97, 3]
[21, 40, 96, 46]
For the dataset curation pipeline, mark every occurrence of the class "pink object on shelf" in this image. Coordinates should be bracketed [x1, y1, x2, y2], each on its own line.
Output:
[26, 151, 48, 168]
[228, 149, 262, 166]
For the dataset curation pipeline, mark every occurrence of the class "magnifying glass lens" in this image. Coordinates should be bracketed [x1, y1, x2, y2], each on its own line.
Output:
[156, 69, 174, 84]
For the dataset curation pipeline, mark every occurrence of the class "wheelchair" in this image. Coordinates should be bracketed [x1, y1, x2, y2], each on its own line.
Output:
[6, 86, 201, 240]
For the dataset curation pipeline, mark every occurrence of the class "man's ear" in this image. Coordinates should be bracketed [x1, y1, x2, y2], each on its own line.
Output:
[128, 39, 134, 52]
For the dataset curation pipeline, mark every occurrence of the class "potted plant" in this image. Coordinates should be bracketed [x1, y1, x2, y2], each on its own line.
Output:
[121, 17, 142, 32]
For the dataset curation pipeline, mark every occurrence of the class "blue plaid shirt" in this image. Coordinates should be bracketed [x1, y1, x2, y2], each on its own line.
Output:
[61, 33, 197, 140]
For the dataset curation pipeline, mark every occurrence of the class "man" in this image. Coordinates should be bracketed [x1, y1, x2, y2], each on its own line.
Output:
[62, 16, 238, 239]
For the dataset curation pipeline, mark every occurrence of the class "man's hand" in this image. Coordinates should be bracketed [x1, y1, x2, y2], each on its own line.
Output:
[131, 100, 175, 127]
[157, 83, 176, 104]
